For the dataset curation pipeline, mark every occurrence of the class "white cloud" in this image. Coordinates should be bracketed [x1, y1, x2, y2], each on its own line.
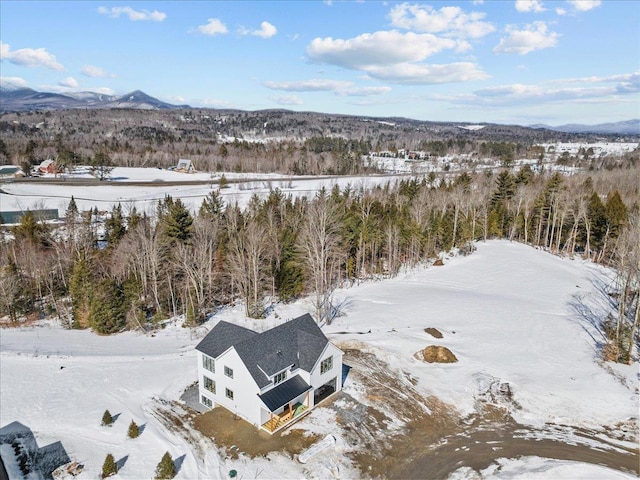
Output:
[82, 65, 115, 78]
[264, 79, 392, 96]
[264, 79, 353, 92]
[252, 21, 277, 39]
[555, 7, 567, 15]
[388, 4, 495, 39]
[341, 86, 392, 96]
[269, 95, 303, 106]
[438, 71, 640, 107]
[58, 77, 78, 88]
[0, 41, 63, 70]
[307, 31, 458, 69]
[91, 87, 116, 95]
[567, 0, 601, 11]
[0, 76, 28, 88]
[306, 30, 487, 85]
[493, 21, 559, 55]
[515, 0, 546, 13]
[364, 62, 489, 84]
[198, 18, 228, 36]
[97, 6, 166, 21]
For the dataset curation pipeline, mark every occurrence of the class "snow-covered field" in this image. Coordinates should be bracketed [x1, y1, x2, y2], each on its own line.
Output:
[0, 168, 407, 217]
[1, 241, 637, 479]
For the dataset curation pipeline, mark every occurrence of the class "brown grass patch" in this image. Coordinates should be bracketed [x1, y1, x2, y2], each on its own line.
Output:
[415, 345, 458, 363]
[192, 405, 319, 459]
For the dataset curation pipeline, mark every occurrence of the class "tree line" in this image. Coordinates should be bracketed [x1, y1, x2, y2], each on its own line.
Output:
[1, 165, 638, 363]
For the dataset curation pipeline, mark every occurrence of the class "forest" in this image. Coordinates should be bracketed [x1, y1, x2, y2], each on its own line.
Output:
[1, 158, 639, 365]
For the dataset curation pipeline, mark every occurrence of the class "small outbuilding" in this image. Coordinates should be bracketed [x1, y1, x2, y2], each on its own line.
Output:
[0, 166, 25, 179]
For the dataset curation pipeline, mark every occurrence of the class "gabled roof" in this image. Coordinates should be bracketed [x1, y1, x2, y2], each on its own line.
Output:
[196, 321, 257, 358]
[196, 313, 330, 389]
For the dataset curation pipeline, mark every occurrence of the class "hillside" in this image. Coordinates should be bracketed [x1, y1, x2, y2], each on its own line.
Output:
[0, 241, 637, 479]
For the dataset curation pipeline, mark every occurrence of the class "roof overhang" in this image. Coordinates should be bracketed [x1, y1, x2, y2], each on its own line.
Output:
[258, 375, 312, 412]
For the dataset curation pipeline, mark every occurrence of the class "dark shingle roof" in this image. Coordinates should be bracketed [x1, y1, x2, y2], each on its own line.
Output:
[258, 375, 312, 411]
[196, 313, 329, 389]
[196, 321, 258, 358]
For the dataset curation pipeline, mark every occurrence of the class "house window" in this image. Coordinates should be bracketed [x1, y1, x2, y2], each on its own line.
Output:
[224, 366, 234, 378]
[204, 376, 216, 394]
[274, 371, 287, 385]
[320, 356, 333, 374]
[202, 355, 215, 373]
[201, 395, 212, 408]
[225, 388, 234, 400]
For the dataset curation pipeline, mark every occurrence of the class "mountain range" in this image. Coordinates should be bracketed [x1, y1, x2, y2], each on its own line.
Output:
[530, 119, 640, 135]
[0, 85, 188, 112]
[1, 85, 638, 135]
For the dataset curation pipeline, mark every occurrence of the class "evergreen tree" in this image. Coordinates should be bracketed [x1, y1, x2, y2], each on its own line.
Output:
[101, 409, 113, 426]
[127, 420, 140, 438]
[101, 453, 117, 478]
[159, 196, 194, 242]
[155, 451, 176, 480]
[199, 190, 225, 219]
[66, 196, 79, 219]
[89, 279, 127, 334]
[13, 211, 50, 246]
[605, 190, 628, 238]
[105, 203, 126, 246]
[69, 253, 93, 329]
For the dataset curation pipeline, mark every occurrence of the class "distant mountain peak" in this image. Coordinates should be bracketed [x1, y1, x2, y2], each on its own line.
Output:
[0, 87, 188, 112]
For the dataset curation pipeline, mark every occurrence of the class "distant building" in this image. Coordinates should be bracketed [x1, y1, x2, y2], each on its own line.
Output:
[175, 158, 195, 173]
[0, 165, 25, 178]
[0, 209, 59, 225]
[38, 159, 56, 174]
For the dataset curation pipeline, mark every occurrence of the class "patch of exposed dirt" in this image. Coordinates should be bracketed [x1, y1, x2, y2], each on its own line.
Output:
[424, 327, 443, 338]
[192, 407, 320, 459]
[416, 345, 458, 363]
[164, 344, 638, 480]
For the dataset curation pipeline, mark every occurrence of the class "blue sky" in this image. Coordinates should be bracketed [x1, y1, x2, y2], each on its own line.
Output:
[1, 0, 638, 125]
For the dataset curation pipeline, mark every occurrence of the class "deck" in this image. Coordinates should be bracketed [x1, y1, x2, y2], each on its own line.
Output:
[261, 403, 308, 433]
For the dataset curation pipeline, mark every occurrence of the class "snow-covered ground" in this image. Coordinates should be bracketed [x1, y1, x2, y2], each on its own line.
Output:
[0, 168, 407, 218]
[1, 241, 637, 478]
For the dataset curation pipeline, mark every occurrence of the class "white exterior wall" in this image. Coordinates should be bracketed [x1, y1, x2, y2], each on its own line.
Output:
[215, 348, 263, 426]
[198, 349, 263, 426]
[197, 351, 217, 408]
[309, 343, 344, 403]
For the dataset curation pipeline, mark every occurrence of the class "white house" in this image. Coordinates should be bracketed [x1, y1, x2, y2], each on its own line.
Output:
[195, 314, 343, 433]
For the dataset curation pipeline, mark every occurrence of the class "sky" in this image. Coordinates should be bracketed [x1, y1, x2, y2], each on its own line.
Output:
[0, 0, 639, 125]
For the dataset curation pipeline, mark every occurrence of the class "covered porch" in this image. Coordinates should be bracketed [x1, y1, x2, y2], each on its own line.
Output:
[259, 376, 313, 434]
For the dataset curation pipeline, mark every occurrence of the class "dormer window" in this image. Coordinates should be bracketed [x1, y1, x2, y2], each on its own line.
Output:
[273, 371, 287, 385]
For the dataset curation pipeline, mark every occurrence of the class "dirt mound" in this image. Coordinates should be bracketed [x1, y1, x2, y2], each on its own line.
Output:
[416, 345, 458, 363]
[424, 327, 443, 339]
[433, 258, 444, 266]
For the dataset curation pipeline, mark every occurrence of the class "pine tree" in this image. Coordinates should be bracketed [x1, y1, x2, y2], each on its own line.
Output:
[155, 451, 176, 480]
[89, 280, 127, 334]
[127, 420, 140, 438]
[105, 203, 126, 246]
[101, 410, 113, 426]
[69, 253, 92, 329]
[101, 453, 117, 478]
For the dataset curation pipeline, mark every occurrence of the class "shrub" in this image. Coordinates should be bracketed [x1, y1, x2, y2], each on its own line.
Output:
[127, 420, 140, 439]
[155, 451, 176, 480]
[101, 410, 113, 427]
[101, 453, 117, 478]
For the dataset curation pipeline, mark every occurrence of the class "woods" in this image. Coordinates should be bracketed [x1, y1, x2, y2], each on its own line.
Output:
[1, 161, 638, 362]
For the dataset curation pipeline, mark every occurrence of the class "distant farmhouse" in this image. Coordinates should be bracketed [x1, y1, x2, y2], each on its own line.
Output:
[196, 314, 343, 433]
[37, 159, 56, 174]
[0, 165, 25, 179]
[175, 158, 195, 173]
[0, 209, 59, 225]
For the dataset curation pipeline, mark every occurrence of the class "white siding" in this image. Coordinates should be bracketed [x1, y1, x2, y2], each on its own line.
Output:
[309, 343, 344, 401]
[197, 348, 263, 426]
